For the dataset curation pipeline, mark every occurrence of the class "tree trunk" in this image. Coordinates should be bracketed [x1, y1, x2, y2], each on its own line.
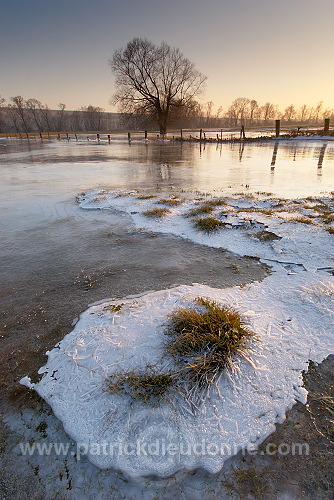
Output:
[158, 110, 168, 135]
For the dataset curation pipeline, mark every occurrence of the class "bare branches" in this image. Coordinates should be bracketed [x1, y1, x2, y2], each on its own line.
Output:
[109, 38, 207, 134]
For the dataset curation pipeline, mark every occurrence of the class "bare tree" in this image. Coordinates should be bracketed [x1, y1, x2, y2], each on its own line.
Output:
[228, 97, 250, 126]
[260, 102, 276, 123]
[39, 103, 53, 133]
[80, 105, 104, 131]
[284, 104, 296, 122]
[249, 99, 258, 125]
[109, 38, 207, 134]
[26, 98, 43, 132]
[0, 95, 6, 133]
[57, 103, 66, 131]
[298, 104, 309, 123]
[9, 96, 30, 133]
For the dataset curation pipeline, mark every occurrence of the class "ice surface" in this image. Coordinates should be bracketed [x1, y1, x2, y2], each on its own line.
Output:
[21, 191, 334, 477]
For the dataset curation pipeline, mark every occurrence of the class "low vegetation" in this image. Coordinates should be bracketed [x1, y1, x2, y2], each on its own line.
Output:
[137, 194, 157, 200]
[193, 216, 225, 233]
[106, 297, 254, 408]
[142, 207, 171, 218]
[107, 365, 174, 405]
[164, 298, 254, 390]
[187, 204, 215, 217]
[252, 230, 282, 241]
[156, 197, 182, 206]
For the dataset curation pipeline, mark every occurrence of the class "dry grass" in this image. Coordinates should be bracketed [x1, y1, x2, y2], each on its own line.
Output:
[326, 227, 334, 234]
[187, 204, 215, 217]
[252, 230, 282, 242]
[142, 207, 171, 218]
[164, 297, 254, 390]
[205, 198, 227, 206]
[107, 365, 174, 405]
[236, 208, 274, 216]
[137, 194, 157, 200]
[290, 217, 315, 225]
[106, 298, 254, 408]
[193, 217, 225, 233]
[156, 197, 182, 206]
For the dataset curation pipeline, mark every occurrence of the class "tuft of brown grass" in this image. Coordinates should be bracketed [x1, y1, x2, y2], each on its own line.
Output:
[142, 207, 171, 218]
[156, 198, 182, 206]
[137, 194, 157, 200]
[205, 198, 227, 207]
[107, 365, 174, 405]
[290, 217, 314, 225]
[193, 217, 225, 233]
[252, 230, 282, 242]
[326, 227, 334, 235]
[187, 204, 215, 217]
[164, 297, 254, 390]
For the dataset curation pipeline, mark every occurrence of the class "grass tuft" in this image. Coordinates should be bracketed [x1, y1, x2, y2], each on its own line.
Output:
[106, 298, 255, 409]
[253, 230, 282, 241]
[164, 297, 254, 390]
[156, 197, 182, 206]
[187, 204, 215, 217]
[137, 194, 157, 200]
[290, 217, 314, 225]
[107, 365, 174, 405]
[193, 217, 225, 233]
[142, 207, 171, 218]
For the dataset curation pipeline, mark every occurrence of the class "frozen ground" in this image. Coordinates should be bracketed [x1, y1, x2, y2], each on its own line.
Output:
[19, 189, 334, 483]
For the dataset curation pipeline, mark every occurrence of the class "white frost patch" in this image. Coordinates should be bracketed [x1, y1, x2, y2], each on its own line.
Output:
[78, 190, 334, 272]
[27, 272, 333, 477]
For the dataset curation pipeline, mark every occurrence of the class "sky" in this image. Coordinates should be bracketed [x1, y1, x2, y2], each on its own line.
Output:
[1, 0, 334, 114]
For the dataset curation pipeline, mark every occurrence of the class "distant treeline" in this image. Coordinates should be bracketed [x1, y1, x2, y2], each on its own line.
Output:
[0, 95, 332, 134]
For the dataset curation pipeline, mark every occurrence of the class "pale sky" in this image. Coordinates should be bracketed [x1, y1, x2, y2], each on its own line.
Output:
[1, 0, 334, 113]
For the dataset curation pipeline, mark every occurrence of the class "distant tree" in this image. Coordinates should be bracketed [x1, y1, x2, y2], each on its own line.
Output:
[57, 103, 66, 131]
[260, 102, 276, 122]
[9, 96, 30, 133]
[109, 37, 207, 134]
[228, 97, 250, 126]
[0, 95, 6, 133]
[39, 103, 53, 133]
[26, 98, 43, 132]
[314, 101, 323, 124]
[204, 101, 213, 127]
[284, 104, 296, 122]
[80, 105, 104, 131]
[298, 104, 309, 123]
[249, 99, 258, 125]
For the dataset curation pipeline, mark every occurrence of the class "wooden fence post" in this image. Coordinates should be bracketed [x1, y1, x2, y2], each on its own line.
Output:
[200, 129, 202, 141]
[324, 118, 330, 132]
[97, 133, 100, 143]
[180, 129, 183, 140]
[275, 119, 281, 137]
[108, 134, 111, 144]
[145, 130, 147, 139]
[128, 132, 131, 143]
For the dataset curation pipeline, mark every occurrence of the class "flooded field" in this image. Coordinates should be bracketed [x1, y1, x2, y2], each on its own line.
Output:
[0, 137, 333, 499]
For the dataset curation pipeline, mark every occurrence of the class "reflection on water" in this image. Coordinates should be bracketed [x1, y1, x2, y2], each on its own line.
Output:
[1, 138, 334, 198]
